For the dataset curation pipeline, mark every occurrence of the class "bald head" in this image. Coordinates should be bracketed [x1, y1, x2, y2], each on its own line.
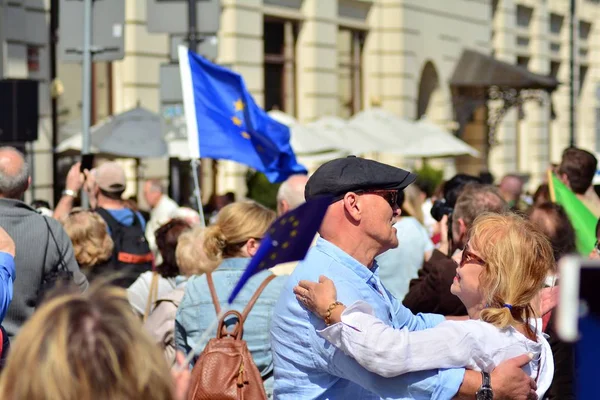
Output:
[498, 174, 523, 203]
[0, 147, 29, 199]
[276, 174, 309, 216]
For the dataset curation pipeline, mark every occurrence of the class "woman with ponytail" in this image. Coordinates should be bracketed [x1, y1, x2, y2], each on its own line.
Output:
[174, 201, 286, 396]
[294, 213, 555, 398]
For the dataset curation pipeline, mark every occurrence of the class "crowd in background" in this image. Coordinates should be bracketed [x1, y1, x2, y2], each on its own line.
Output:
[0, 144, 596, 399]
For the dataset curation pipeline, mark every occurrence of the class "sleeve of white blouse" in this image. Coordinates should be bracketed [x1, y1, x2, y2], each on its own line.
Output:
[318, 301, 494, 378]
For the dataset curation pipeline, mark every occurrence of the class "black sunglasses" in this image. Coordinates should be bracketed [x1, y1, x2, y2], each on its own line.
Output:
[360, 190, 399, 209]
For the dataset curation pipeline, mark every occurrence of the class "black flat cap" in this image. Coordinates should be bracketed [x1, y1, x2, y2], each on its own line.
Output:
[305, 156, 417, 200]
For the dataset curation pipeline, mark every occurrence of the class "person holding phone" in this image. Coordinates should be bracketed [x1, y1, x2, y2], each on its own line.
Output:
[53, 155, 94, 221]
[295, 213, 555, 399]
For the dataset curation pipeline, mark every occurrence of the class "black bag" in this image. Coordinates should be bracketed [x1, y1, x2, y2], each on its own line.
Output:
[96, 208, 153, 287]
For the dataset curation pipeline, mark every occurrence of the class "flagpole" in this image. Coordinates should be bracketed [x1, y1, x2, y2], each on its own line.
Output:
[178, 45, 206, 226]
[548, 169, 556, 203]
[191, 158, 206, 227]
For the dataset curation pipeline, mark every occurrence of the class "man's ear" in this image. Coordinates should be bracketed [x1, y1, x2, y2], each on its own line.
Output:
[342, 192, 362, 222]
[26, 176, 31, 190]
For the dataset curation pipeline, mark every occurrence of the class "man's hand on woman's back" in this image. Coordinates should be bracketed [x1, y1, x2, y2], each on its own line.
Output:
[492, 354, 537, 400]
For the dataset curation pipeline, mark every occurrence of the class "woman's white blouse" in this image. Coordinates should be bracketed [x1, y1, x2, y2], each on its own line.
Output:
[318, 301, 554, 398]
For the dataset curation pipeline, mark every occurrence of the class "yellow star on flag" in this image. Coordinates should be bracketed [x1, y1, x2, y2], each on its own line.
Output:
[241, 132, 251, 139]
[231, 116, 242, 127]
[234, 99, 244, 112]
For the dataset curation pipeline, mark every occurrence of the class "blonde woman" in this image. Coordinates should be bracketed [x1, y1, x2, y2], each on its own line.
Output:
[295, 213, 555, 398]
[0, 283, 188, 400]
[175, 201, 286, 396]
[144, 226, 218, 364]
[61, 209, 115, 283]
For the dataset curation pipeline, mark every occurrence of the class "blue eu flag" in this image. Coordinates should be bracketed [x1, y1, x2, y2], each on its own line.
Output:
[178, 46, 307, 183]
[227, 196, 332, 303]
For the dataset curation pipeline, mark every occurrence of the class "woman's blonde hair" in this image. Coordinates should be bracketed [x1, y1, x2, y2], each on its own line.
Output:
[0, 283, 175, 400]
[62, 209, 113, 268]
[203, 201, 276, 262]
[469, 213, 554, 337]
[176, 226, 219, 276]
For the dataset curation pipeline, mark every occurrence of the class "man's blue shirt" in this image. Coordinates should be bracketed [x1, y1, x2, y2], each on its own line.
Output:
[270, 237, 465, 399]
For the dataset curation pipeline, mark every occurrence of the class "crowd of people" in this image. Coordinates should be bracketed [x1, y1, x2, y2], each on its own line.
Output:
[0, 144, 596, 399]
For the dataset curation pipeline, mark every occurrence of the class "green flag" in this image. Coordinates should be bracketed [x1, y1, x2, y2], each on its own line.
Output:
[549, 172, 597, 255]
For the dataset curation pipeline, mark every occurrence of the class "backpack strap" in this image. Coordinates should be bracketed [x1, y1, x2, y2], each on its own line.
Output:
[207, 272, 276, 319]
[241, 274, 277, 322]
[95, 207, 122, 233]
[206, 272, 221, 315]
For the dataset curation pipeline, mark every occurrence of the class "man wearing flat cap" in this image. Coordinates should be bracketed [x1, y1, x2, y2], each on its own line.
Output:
[270, 156, 537, 400]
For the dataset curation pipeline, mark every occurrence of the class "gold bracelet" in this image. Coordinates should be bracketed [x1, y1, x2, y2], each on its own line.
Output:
[325, 301, 344, 326]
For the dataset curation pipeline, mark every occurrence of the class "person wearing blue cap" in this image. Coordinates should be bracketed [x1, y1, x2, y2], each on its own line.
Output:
[270, 156, 538, 400]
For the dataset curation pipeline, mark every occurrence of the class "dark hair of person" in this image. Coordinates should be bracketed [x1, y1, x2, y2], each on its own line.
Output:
[533, 183, 550, 206]
[479, 171, 495, 185]
[414, 178, 433, 198]
[224, 191, 236, 204]
[99, 189, 125, 201]
[558, 147, 597, 194]
[31, 199, 51, 210]
[155, 219, 191, 278]
[443, 174, 482, 208]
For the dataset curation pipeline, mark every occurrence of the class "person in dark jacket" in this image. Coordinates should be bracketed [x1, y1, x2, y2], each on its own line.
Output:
[403, 184, 507, 316]
[0, 147, 88, 337]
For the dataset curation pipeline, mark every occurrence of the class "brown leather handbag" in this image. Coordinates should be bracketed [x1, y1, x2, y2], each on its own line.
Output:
[187, 273, 276, 400]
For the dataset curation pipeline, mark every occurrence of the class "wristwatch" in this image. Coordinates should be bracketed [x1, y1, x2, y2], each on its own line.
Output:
[476, 371, 493, 400]
[62, 189, 78, 199]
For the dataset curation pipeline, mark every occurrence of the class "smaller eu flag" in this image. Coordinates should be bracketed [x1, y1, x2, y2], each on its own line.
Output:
[227, 196, 332, 304]
[178, 46, 307, 183]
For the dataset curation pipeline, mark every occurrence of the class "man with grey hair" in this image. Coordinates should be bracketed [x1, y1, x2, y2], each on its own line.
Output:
[276, 174, 309, 217]
[0, 147, 88, 337]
